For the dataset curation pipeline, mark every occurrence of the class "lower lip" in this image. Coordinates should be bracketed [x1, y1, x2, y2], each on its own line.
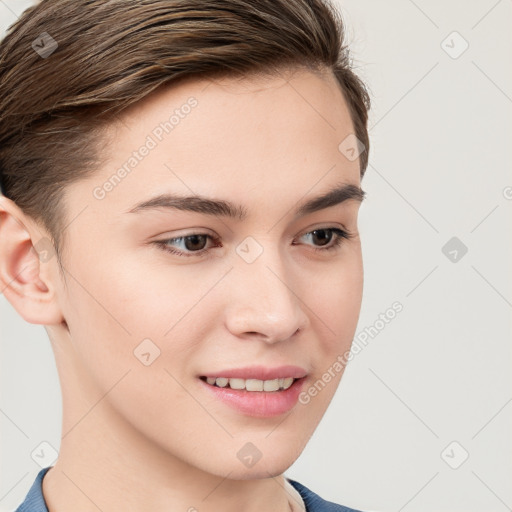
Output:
[199, 378, 306, 418]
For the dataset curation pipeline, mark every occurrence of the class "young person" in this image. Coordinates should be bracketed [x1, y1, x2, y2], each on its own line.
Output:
[0, 0, 371, 510]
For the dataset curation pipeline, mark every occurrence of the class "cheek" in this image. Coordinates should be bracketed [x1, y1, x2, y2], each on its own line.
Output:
[308, 248, 364, 346]
[73, 247, 208, 335]
[60, 253, 200, 387]
[104, 251, 228, 338]
[329, 262, 363, 340]
[106, 366, 200, 446]
[61, 262, 205, 443]
[297, 250, 363, 406]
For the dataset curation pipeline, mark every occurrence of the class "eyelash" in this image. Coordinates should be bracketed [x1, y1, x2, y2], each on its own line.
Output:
[153, 227, 353, 258]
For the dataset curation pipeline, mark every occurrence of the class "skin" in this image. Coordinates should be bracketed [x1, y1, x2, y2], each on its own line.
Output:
[0, 66, 364, 512]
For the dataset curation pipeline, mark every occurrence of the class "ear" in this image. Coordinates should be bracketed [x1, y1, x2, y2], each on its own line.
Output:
[0, 195, 65, 325]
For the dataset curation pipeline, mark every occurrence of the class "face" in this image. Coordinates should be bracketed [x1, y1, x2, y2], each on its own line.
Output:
[51, 67, 364, 479]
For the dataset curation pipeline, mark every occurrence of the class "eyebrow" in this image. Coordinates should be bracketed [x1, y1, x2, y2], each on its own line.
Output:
[125, 182, 365, 220]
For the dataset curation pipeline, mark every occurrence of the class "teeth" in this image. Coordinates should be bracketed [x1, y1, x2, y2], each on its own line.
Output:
[229, 378, 245, 390]
[282, 377, 294, 389]
[215, 377, 229, 388]
[246, 379, 263, 391]
[263, 379, 279, 392]
[205, 376, 297, 391]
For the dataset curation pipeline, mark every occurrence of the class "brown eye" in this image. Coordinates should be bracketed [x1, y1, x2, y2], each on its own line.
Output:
[297, 227, 351, 252]
[154, 233, 220, 258]
[309, 229, 333, 247]
[182, 234, 208, 251]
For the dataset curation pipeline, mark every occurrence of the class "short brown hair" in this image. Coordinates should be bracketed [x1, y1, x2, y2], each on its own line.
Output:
[0, 0, 371, 264]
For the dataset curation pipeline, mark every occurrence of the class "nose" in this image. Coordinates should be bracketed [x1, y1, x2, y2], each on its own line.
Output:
[224, 248, 310, 344]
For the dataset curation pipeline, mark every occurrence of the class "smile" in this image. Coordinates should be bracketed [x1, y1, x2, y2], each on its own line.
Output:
[198, 366, 308, 417]
[201, 376, 296, 392]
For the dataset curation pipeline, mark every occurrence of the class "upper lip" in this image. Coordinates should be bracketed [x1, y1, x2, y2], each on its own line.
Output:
[200, 365, 307, 380]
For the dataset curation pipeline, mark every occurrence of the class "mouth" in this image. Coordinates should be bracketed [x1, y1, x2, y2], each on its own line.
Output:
[200, 376, 298, 392]
[197, 366, 308, 417]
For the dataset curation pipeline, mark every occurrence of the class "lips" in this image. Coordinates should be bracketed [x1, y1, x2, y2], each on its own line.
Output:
[198, 365, 307, 417]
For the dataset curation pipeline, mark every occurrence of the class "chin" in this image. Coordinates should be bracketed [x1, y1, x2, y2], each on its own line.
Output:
[203, 436, 306, 481]
[219, 457, 298, 481]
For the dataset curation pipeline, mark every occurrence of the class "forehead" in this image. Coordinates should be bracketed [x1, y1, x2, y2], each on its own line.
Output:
[69, 67, 360, 219]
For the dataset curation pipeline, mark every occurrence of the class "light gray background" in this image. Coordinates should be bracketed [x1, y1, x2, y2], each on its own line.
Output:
[1, 1, 511, 511]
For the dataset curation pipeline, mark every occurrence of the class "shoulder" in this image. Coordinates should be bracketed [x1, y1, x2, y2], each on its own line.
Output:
[287, 478, 365, 512]
[14, 466, 51, 512]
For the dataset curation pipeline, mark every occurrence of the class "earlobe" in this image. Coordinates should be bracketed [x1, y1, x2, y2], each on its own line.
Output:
[0, 196, 65, 326]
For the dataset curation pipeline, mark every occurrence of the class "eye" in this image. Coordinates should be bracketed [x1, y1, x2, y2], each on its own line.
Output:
[152, 227, 353, 258]
[295, 227, 353, 253]
[153, 233, 220, 258]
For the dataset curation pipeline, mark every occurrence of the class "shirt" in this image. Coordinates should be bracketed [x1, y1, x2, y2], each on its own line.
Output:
[14, 466, 365, 512]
